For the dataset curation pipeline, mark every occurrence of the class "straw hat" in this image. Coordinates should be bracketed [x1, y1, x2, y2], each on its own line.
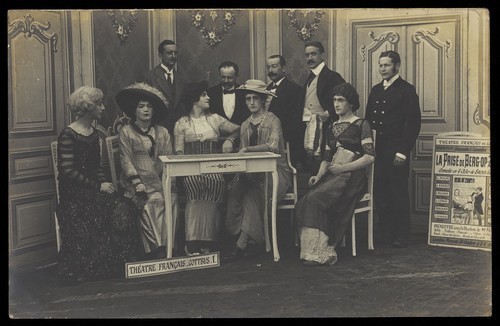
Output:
[236, 79, 277, 97]
[115, 83, 170, 123]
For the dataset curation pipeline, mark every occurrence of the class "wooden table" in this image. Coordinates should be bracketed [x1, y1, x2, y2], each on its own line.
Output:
[159, 152, 282, 261]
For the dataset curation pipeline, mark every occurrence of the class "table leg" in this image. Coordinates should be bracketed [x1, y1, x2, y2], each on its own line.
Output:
[163, 171, 173, 259]
[264, 173, 270, 252]
[271, 169, 280, 262]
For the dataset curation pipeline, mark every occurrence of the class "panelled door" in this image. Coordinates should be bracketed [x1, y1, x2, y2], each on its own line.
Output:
[8, 10, 70, 268]
[350, 12, 462, 232]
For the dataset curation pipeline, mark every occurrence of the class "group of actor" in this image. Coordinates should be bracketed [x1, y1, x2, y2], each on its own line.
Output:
[54, 39, 421, 285]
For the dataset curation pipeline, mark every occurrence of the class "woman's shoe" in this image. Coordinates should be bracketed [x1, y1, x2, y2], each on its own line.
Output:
[222, 246, 245, 262]
[184, 244, 200, 256]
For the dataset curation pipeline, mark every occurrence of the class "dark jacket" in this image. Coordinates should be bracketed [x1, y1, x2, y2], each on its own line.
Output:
[365, 77, 421, 158]
[207, 83, 250, 126]
[266, 77, 302, 142]
[144, 65, 185, 133]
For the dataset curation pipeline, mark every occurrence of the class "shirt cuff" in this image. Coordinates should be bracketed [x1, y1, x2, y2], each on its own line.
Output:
[395, 152, 407, 160]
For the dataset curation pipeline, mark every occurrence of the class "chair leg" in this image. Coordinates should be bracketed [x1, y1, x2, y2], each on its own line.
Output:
[341, 236, 346, 248]
[368, 208, 374, 250]
[351, 214, 357, 256]
[55, 212, 61, 253]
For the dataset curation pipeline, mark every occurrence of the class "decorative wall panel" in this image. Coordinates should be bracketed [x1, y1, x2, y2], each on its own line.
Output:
[176, 10, 251, 87]
[10, 149, 52, 183]
[10, 193, 56, 251]
[93, 9, 150, 130]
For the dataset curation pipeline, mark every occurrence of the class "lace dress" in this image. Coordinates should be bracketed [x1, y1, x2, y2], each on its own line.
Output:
[56, 127, 140, 283]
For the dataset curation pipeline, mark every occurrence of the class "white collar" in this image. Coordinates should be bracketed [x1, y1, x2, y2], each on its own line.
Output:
[160, 63, 174, 73]
[273, 77, 285, 87]
[383, 74, 400, 88]
[311, 62, 326, 76]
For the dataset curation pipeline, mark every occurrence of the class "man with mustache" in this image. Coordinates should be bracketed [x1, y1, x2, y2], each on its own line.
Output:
[144, 39, 185, 135]
[265, 55, 303, 167]
[207, 61, 250, 126]
[300, 41, 345, 175]
[365, 50, 421, 248]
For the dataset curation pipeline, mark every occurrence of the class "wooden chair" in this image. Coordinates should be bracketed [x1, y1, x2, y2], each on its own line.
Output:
[342, 130, 376, 256]
[105, 135, 121, 189]
[263, 142, 299, 252]
[50, 141, 62, 252]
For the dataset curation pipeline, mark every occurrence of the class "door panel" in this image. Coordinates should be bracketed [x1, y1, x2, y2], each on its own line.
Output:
[8, 10, 69, 268]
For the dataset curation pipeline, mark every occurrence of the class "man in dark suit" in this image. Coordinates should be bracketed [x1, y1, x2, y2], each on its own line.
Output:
[300, 41, 345, 174]
[473, 187, 484, 226]
[207, 61, 249, 126]
[265, 55, 303, 167]
[144, 39, 185, 134]
[365, 50, 422, 248]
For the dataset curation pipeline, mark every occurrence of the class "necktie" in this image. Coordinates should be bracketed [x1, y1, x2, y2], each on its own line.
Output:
[307, 72, 316, 87]
[166, 72, 172, 86]
[270, 83, 278, 90]
[312, 115, 322, 153]
[223, 89, 235, 94]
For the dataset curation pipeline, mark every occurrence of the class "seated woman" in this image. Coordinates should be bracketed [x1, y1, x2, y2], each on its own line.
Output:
[56, 86, 140, 285]
[295, 83, 375, 266]
[224, 79, 292, 261]
[117, 82, 177, 260]
[174, 81, 240, 256]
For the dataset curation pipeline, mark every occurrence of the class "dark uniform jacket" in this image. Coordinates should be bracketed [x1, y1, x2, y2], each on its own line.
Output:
[207, 83, 250, 126]
[365, 76, 421, 158]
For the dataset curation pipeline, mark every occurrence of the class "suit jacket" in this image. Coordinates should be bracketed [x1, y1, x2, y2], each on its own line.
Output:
[207, 84, 250, 126]
[144, 65, 185, 133]
[365, 77, 421, 159]
[267, 77, 302, 142]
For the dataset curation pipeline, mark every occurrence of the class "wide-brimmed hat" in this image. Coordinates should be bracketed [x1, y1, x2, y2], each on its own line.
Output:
[236, 79, 277, 98]
[115, 83, 170, 122]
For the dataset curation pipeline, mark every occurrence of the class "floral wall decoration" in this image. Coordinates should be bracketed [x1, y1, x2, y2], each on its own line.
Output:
[107, 9, 139, 45]
[286, 9, 325, 42]
[190, 10, 237, 49]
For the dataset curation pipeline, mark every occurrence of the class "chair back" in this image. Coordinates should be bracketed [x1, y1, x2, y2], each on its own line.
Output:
[105, 135, 121, 189]
[50, 140, 62, 252]
[278, 141, 298, 209]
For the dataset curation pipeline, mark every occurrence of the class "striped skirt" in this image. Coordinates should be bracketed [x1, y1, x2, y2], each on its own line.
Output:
[182, 174, 225, 203]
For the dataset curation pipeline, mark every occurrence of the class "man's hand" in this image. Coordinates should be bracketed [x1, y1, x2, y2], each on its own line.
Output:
[222, 139, 233, 153]
[393, 155, 406, 167]
[100, 182, 115, 194]
[318, 110, 330, 122]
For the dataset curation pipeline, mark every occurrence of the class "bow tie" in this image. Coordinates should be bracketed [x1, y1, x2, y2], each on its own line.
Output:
[223, 89, 235, 94]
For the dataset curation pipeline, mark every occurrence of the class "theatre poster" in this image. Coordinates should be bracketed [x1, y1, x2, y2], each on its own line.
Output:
[428, 133, 491, 251]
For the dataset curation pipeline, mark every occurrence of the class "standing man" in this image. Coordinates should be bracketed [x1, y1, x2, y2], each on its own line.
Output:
[300, 41, 345, 174]
[144, 39, 185, 134]
[365, 50, 421, 248]
[266, 55, 303, 167]
[207, 61, 249, 126]
[473, 187, 484, 226]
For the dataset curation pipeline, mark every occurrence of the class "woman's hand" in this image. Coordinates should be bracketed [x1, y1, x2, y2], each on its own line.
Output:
[238, 147, 248, 153]
[100, 182, 115, 194]
[135, 183, 147, 193]
[328, 163, 345, 175]
[222, 139, 233, 153]
[308, 175, 321, 187]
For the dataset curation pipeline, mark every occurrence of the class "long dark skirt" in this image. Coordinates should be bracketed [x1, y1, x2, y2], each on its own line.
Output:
[295, 169, 366, 247]
[56, 188, 141, 283]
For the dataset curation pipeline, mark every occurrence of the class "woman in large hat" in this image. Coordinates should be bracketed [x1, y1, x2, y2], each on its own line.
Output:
[224, 79, 292, 261]
[295, 83, 375, 266]
[174, 81, 240, 256]
[116, 82, 178, 260]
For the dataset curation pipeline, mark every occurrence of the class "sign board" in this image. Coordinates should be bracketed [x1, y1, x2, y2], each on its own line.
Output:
[428, 133, 491, 251]
[125, 252, 220, 279]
